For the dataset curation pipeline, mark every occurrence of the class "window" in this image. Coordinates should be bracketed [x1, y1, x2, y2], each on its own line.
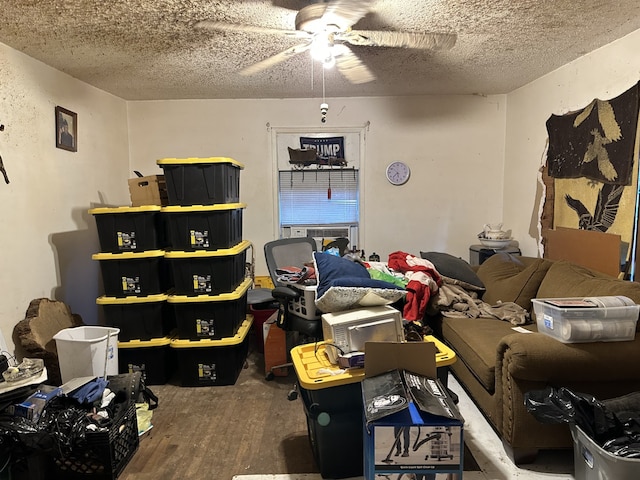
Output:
[279, 169, 359, 226]
[271, 126, 365, 242]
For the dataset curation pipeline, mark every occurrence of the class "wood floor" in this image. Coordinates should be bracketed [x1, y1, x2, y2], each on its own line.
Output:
[119, 340, 320, 480]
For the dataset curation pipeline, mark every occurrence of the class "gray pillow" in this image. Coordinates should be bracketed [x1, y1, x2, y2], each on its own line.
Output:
[420, 251, 485, 291]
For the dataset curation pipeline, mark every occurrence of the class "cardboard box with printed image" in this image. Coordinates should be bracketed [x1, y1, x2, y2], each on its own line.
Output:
[362, 342, 464, 480]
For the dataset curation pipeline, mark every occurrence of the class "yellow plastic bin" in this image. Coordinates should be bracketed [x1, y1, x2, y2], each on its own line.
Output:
[97, 293, 173, 341]
[161, 203, 245, 251]
[118, 336, 173, 385]
[89, 205, 164, 253]
[170, 316, 253, 386]
[92, 249, 169, 297]
[290, 336, 456, 480]
[168, 278, 251, 340]
[157, 157, 244, 206]
[164, 240, 250, 296]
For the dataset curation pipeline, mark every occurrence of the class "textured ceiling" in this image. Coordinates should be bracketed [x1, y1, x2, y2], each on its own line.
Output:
[1, 0, 640, 100]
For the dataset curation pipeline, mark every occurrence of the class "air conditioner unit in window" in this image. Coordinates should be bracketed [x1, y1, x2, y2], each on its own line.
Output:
[281, 225, 359, 252]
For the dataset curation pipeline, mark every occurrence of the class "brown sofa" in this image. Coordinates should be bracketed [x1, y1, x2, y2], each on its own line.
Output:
[427, 252, 640, 463]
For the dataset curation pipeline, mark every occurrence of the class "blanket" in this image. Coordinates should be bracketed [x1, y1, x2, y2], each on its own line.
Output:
[431, 281, 530, 326]
[388, 251, 441, 322]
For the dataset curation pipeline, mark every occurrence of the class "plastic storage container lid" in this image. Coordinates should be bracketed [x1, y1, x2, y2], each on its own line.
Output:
[164, 240, 250, 258]
[291, 335, 457, 390]
[96, 293, 168, 305]
[92, 249, 165, 261]
[156, 157, 245, 169]
[161, 203, 246, 213]
[118, 336, 172, 349]
[88, 205, 162, 215]
[167, 278, 251, 304]
[170, 316, 253, 348]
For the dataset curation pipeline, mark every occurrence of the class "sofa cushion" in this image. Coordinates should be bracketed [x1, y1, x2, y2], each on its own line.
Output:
[537, 261, 640, 331]
[476, 253, 553, 310]
[443, 316, 526, 393]
[420, 251, 485, 291]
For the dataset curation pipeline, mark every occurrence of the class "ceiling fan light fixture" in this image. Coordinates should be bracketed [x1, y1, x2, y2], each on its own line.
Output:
[322, 55, 336, 69]
[310, 32, 334, 62]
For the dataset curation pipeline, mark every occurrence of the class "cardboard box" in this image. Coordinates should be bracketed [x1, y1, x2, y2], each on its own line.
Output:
[12, 385, 62, 423]
[263, 313, 288, 377]
[362, 342, 464, 480]
[128, 174, 168, 206]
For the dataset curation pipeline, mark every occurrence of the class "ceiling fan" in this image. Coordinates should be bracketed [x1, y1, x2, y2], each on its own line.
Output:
[195, 0, 456, 84]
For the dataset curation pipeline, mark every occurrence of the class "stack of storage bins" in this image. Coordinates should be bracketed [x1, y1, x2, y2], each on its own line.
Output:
[157, 157, 253, 387]
[90, 205, 176, 385]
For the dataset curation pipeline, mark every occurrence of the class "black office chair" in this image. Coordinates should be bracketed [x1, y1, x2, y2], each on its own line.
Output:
[263, 237, 323, 394]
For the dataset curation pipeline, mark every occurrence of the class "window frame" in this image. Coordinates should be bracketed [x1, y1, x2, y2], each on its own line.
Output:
[270, 125, 367, 240]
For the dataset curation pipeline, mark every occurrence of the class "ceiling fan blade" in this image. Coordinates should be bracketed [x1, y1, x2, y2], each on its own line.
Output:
[239, 43, 311, 76]
[343, 30, 457, 50]
[333, 44, 376, 84]
[321, 0, 375, 30]
[195, 20, 308, 39]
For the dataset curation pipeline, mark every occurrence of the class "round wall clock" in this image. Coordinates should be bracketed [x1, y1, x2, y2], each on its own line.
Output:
[385, 161, 411, 185]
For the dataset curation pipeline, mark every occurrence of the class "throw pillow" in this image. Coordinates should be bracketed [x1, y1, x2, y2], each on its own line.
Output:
[477, 253, 553, 310]
[313, 252, 405, 312]
[420, 251, 485, 291]
[537, 261, 640, 332]
[538, 261, 640, 301]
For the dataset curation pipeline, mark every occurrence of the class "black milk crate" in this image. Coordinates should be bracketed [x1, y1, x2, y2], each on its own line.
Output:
[118, 336, 174, 385]
[168, 277, 251, 340]
[89, 205, 165, 253]
[164, 240, 249, 296]
[162, 203, 245, 251]
[156, 157, 243, 206]
[54, 402, 139, 480]
[170, 316, 252, 386]
[97, 293, 175, 341]
[92, 250, 170, 297]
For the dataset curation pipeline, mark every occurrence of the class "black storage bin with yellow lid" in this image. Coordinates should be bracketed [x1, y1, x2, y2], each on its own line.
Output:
[168, 277, 251, 340]
[164, 240, 249, 296]
[157, 157, 244, 206]
[118, 336, 174, 385]
[92, 250, 170, 297]
[161, 203, 245, 251]
[97, 293, 174, 342]
[89, 205, 165, 253]
[170, 316, 252, 386]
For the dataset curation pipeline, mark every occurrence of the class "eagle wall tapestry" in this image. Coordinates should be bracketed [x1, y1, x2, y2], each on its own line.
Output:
[543, 81, 640, 259]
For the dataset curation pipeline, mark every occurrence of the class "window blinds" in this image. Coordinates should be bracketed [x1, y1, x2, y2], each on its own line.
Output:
[279, 169, 359, 225]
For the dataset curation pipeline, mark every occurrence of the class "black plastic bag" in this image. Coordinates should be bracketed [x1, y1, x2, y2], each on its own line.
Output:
[524, 386, 621, 443]
[525, 387, 640, 458]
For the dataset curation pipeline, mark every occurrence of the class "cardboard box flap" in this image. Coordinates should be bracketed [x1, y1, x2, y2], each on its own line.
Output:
[403, 370, 463, 422]
[364, 341, 436, 378]
[362, 369, 409, 424]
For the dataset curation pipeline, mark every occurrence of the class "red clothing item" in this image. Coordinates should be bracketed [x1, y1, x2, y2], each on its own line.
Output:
[388, 251, 441, 321]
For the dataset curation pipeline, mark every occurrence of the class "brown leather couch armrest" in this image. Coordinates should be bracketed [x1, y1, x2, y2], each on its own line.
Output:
[496, 332, 640, 383]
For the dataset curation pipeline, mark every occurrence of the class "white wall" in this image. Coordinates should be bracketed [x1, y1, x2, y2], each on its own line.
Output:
[504, 29, 640, 257]
[0, 44, 129, 354]
[127, 95, 507, 276]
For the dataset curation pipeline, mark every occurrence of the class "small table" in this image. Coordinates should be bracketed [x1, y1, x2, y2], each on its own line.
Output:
[469, 244, 521, 265]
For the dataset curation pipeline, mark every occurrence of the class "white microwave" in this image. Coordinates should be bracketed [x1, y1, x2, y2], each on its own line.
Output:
[321, 305, 404, 364]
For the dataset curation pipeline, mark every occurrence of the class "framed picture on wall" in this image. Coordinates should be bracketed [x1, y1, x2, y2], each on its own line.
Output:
[55, 106, 77, 152]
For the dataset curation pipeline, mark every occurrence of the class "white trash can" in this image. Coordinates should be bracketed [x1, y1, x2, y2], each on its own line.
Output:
[53, 326, 120, 384]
